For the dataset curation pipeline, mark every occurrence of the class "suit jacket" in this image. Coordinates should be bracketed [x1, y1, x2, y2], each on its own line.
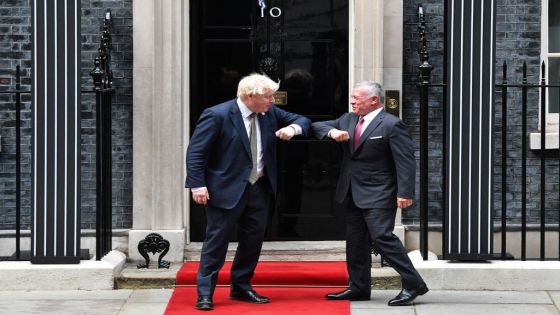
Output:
[186, 98, 311, 209]
[312, 110, 415, 209]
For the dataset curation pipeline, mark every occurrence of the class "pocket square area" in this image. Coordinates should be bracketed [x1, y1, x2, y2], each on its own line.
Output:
[369, 136, 383, 139]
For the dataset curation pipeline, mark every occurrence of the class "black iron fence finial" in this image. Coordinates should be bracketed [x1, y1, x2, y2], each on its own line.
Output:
[417, 4, 433, 85]
[90, 9, 113, 90]
[90, 57, 104, 91]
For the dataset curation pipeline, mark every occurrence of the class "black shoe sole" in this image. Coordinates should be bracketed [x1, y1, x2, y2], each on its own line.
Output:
[195, 305, 213, 311]
[229, 296, 270, 304]
[325, 296, 371, 301]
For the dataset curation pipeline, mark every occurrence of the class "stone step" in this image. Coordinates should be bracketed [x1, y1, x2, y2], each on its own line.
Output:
[116, 241, 400, 289]
[185, 241, 348, 262]
[115, 264, 180, 289]
[115, 263, 400, 290]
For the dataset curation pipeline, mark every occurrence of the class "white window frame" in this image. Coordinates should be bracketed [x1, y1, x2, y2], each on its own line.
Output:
[541, 0, 559, 127]
[531, 0, 560, 149]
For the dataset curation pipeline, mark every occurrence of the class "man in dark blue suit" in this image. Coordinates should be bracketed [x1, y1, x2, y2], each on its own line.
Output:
[312, 81, 428, 306]
[186, 73, 311, 311]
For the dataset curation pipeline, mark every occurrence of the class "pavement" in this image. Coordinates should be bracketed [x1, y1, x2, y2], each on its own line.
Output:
[1, 289, 559, 315]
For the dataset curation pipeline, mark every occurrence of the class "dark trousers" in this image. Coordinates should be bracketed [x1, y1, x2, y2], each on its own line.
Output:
[345, 196, 424, 293]
[197, 177, 271, 297]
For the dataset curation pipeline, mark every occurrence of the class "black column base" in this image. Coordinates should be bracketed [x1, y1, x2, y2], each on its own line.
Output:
[442, 253, 494, 261]
[29, 249, 90, 264]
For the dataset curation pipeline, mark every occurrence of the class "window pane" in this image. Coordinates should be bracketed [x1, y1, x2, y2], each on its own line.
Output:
[549, 0, 560, 53]
[549, 58, 560, 113]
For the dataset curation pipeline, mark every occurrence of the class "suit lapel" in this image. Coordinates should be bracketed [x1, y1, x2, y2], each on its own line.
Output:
[355, 110, 385, 151]
[229, 100, 251, 158]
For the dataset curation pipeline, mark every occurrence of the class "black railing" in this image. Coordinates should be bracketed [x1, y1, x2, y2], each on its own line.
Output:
[0, 10, 114, 261]
[0, 65, 29, 261]
[417, 4, 560, 261]
[497, 61, 560, 261]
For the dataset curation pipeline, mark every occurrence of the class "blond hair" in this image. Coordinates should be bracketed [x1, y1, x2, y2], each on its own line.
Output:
[237, 73, 280, 97]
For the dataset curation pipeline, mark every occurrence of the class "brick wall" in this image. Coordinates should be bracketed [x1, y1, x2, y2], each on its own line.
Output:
[1, 0, 555, 231]
[0, 0, 32, 230]
[0, 0, 133, 230]
[402, 0, 558, 226]
[403, 0, 446, 225]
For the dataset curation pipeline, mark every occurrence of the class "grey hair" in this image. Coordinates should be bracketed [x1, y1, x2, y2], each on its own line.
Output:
[354, 81, 384, 104]
[237, 73, 280, 97]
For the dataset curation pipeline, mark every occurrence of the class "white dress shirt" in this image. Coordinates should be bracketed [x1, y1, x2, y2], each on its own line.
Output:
[237, 98, 265, 177]
[357, 107, 383, 137]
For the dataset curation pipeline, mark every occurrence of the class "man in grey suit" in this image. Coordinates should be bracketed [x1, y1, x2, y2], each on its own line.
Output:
[312, 81, 428, 306]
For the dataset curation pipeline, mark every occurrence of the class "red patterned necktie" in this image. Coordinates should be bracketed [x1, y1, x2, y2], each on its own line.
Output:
[353, 117, 364, 149]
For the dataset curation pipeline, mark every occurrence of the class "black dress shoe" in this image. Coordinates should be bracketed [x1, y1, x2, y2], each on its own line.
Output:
[195, 296, 213, 310]
[388, 284, 429, 306]
[230, 290, 270, 304]
[325, 288, 370, 301]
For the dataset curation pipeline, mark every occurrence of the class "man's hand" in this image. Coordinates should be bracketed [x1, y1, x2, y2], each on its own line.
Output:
[192, 188, 210, 205]
[397, 197, 413, 209]
[275, 126, 296, 140]
[329, 129, 350, 142]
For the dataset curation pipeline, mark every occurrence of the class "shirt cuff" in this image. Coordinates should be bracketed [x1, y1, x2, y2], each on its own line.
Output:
[288, 124, 303, 135]
[191, 187, 206, 192]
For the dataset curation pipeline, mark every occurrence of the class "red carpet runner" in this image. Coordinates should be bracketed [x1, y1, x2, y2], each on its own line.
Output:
[165, 261, 350, 314]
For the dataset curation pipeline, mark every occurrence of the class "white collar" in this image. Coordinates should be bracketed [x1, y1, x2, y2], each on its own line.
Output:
[361, 107, 383, 124]
[236, 98, 254, 118]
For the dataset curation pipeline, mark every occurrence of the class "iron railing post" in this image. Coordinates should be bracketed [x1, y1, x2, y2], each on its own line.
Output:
[90, 10, 113, 260]
[442, 0, 448, 261]
[500, 61, 507, 260]
[103, 89, 112, 256]
[15, 65, 21, 261]
[540, 61, 546, 261]
[91, 57, 104, 260]
[521, 62, 528, 261]
[417, 4, 432, 260]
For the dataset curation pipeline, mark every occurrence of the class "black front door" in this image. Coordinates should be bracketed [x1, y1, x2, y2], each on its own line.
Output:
[189, 0, 349, 241]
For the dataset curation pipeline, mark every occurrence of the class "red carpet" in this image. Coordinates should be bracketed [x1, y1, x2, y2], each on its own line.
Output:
[176, 261, 349, 287]
[165, 261, 350, 314]
[164, 287, 349, 314]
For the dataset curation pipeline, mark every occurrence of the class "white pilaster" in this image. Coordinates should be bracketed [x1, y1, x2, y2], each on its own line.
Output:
[352, 0, 405, 232]
[383, 0, 404, 97]
[131, 0, 187, 263]
[352, 0, 384, 84]
[351, 0, 403, 104]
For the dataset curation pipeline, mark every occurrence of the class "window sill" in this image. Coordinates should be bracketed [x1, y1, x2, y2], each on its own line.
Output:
[529, 132, 559, 150]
